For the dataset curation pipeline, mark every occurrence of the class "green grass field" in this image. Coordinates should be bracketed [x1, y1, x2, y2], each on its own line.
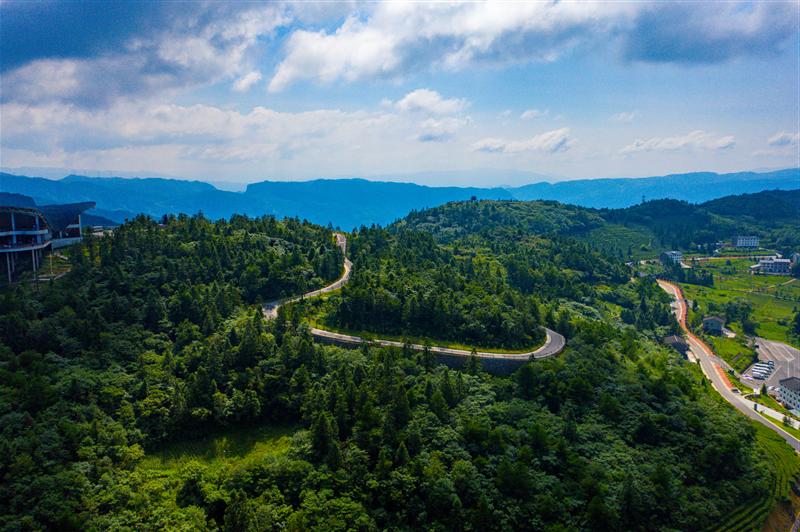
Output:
[139, 424, 296, 473]
[681, 280, 799, 349]
[708, 336, 756, 373]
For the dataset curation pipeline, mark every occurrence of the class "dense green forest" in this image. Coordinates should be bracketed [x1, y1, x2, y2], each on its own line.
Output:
[1, 202, 798, 530]
[401, 189, 800, 258]
[312, 208, 669, 348]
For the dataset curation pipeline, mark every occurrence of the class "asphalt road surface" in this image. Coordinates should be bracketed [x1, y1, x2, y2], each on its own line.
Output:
[748, 338, 800, 389]
[263, 233, 352, 319]
[264, 233, 566, 363]
[658, 280, 800, 451]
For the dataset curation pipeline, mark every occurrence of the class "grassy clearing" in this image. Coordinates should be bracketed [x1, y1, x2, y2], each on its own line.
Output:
[140, 424, 297, 473]
[111, 425, 298, 530]
[711, 423, 800, 532]
[709, 336, 756, 373]
[758, 413, 800, 440]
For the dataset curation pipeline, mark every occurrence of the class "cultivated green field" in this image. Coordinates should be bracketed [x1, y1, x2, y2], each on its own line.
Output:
[680, 259, 799, 349]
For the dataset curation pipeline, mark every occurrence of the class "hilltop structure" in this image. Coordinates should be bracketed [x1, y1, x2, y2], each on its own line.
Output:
[0, 193, 94, 283]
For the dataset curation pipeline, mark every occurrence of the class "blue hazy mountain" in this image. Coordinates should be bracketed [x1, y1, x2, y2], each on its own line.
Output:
[508, 168, 798, 207]
[1, 168, 797, 229]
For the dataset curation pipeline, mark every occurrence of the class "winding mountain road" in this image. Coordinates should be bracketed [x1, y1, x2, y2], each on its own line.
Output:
[263, 233, 565, 369]
[658, 279, 800, 451]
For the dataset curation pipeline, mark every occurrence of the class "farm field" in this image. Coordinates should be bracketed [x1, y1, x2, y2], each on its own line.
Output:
[681, 270, 799, 349]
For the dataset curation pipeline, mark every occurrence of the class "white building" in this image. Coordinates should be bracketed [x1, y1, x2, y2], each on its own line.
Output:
[750, 256, 791, 275]
[778, 377, 800, 410]
[733, 235, 759, 248]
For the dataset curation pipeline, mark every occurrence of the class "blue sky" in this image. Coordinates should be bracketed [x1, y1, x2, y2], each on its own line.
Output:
[1, 1, 798, 186]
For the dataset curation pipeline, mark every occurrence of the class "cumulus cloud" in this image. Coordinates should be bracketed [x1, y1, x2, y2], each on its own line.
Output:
[472, 128, 573, 154]
[232, 71, 263, 92]
[267, 1, 796, 91]
[416, 117, 469, 142]
[521, 109, 548, 120]
[394, 89, 468, 115]
[1, 4, 288, 107]
[768, 131, 799, 147]
[610, 111, 637, 123]
[620, 130, 735, 154]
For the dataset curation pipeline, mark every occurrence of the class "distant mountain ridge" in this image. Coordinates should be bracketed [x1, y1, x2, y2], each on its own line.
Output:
[1, 168, 797, 229]
[508, 169, 799, 207]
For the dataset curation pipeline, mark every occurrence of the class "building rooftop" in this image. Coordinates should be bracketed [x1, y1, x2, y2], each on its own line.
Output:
[703, 316, 725, 324]
[663, 335, 687, 346]
[0, 194, 95, 233]
[780, 377, 800, 394]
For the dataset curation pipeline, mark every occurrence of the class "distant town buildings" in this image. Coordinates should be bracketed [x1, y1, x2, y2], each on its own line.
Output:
[778, 377, 800, 411]
[750, 256, 791, 275]
[663, 334, 689, 355]
[732, 235, 759, 248]
[0, 194, 94, 283]
[702, 316, 725, 335]
[660, 250, 683, 265]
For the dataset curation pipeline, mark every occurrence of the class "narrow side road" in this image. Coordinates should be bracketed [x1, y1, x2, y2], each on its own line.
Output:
[263, 232, 565, 364]
[263, 233, 352, 319]
[658, 279, 800, 451]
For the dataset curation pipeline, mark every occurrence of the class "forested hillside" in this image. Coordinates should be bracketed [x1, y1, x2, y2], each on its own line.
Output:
[401, 189, 800, 259]
[1, 210, 797, 530]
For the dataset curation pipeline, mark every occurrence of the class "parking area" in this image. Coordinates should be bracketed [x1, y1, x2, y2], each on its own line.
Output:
[740, 337, 800, 389]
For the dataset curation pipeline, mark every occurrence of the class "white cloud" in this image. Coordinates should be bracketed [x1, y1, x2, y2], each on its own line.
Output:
[232, 71, 263, 92]
[267, 2, 795, 91]
[269, 3, 636, 91]
[768, 131, 799, 147]
[520, 109, 548, 120]
[610, 111, 637, 123]
[416, 117, 469, 142]
[394, 89, 469, 115]
[1, 5, 289, 107]
[473, 128, 573, 154]
[620, 130, 735, 154]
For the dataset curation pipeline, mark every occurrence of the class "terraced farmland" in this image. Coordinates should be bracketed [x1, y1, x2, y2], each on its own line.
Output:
[711, 424, 799, 532]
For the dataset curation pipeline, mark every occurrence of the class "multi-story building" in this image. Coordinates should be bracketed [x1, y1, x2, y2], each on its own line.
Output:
[750, 256, 791, 275]
[778, 377, 800, 411]
[660, 250, 683, 265]
[732, 235, 759, 248]
[1, 194, 94, 283]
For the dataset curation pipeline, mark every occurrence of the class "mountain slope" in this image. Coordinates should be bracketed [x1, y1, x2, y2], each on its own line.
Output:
[2, 168, 797, 228]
